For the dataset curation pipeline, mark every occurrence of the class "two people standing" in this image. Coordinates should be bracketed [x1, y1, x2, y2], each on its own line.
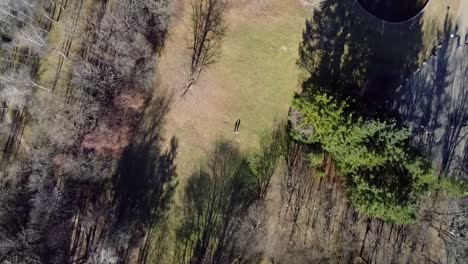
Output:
[233, 119, 241, 134]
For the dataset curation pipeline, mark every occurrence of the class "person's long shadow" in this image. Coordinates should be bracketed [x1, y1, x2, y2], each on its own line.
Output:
[111, 91, 178, 245]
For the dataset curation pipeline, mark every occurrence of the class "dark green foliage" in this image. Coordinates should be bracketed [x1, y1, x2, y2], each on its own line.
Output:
[289, 0, 465, 224]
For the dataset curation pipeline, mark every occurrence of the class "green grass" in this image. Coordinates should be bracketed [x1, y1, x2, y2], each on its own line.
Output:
[159, 0, 309, 188]
[216, 7, 308, 149]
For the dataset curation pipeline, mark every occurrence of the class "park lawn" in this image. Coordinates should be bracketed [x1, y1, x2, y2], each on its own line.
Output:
[147, 1, 310, 260]
[217, 3, 309, 150]
[159, 0, 310, 186]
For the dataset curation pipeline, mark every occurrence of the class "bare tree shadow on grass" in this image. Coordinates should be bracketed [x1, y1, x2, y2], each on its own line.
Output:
[174, 140, 256, 264]
[110, 93, 178, 262]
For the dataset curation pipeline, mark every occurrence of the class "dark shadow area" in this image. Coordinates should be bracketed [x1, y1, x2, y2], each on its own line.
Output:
[299, 0, 467, 179]
[356, 0, 429, 23]
[391, 13, 454, 152]
[299, 0, 423, 116]
[390, 13, 468, 178]
[440, 47, 468, 177]
[110, 92, 178, 258]
[112, 93, 177, 225]
[294, 0, 449, 223]
[174, 140, 255, 264]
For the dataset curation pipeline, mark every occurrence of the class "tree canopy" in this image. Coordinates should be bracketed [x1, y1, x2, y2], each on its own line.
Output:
[290, 91, 466, 223]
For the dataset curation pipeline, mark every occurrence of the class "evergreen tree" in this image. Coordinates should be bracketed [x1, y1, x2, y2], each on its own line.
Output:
[290, 92, 448, 223]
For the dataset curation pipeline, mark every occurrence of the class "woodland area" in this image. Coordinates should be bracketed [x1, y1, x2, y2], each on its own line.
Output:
[0, 0, 467, 264]
[0, 0, 171, 262]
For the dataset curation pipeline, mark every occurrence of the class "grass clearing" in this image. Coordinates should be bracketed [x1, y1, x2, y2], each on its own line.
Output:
[157, 0, 310, 184]
[143, 0, 459, 262]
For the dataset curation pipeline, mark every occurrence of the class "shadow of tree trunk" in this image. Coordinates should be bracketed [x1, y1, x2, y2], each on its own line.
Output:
[174, 140, 255, 264]
[109, 93, 178, 262]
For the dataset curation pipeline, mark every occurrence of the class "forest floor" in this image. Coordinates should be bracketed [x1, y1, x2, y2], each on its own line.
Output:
[36, 0, 92, 96]
[1, 0, 92, 160]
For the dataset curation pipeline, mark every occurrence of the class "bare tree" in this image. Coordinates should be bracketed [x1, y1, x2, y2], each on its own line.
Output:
[28, 91, 101, 150]
[0, 0, 58, 26]
[0, 0, 71, 58]
[227, 202, 267, 263]
[0, 68, 50, 91]
[86, 247, 119, 264]
[14, 24, 68, 58]
[0, 1, 173, 263]
[0, 0, 49, 34]
[421, 197, 468, 263]
[183, 0, 226, 97]
[78, 0, 170, 95]
[0, 68, 51, 114]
